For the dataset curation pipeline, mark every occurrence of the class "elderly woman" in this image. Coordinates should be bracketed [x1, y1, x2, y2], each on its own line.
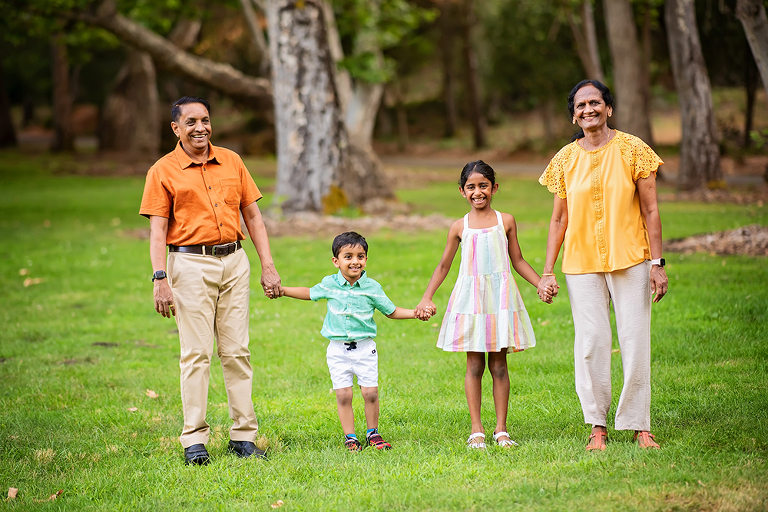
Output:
[538, 80, 668, 451]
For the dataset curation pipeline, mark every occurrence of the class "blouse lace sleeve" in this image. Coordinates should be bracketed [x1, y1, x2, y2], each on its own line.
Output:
[617, 132, 664, 182]
[539, 143, 577, 199]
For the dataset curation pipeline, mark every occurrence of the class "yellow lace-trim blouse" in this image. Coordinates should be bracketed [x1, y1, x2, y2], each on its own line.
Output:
[539, 130, 663, 274]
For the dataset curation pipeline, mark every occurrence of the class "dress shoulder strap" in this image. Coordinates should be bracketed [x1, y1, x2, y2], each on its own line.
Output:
[463, 214, 469, 230]
[494, 210, 503, 226]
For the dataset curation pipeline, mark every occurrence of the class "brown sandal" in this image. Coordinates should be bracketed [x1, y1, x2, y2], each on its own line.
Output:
[634, 431, 660, 449]
[586, 431, 607, 451]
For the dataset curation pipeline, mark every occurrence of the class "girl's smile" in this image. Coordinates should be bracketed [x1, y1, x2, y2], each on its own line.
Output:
[460, 172, 498, 209]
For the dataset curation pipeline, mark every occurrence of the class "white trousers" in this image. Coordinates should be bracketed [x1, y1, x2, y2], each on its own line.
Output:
[168, 249, 258, 448]
[565, 261, 652, 431]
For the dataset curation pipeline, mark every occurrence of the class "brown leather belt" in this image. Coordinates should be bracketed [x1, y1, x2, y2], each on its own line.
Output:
[169, 241, 242, 257]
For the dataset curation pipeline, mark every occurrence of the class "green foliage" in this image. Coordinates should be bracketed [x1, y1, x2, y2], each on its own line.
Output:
[334, 0, 437, 83]
[481, 0, 585, 110]
[1, 154, 767, 510]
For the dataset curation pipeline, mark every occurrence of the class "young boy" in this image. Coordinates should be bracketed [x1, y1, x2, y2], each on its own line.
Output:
[271, 231, 423, 451]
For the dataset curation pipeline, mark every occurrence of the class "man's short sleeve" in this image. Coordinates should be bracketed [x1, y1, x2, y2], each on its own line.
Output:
[238, 156, 262, 208]
[139, 166, 172, 218]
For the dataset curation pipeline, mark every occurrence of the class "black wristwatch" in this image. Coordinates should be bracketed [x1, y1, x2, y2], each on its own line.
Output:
[650, 258, 665, 268]
[152, 270, 167, 282]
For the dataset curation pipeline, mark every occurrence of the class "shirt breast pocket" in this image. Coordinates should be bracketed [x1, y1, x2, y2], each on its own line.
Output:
[220, 178, 241, 206]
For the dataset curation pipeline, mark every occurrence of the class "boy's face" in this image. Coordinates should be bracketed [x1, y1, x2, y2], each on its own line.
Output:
[333, 244, 368, 284]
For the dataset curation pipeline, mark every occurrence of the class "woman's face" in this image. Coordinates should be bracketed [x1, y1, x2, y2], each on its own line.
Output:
[572, 85, 612, 133]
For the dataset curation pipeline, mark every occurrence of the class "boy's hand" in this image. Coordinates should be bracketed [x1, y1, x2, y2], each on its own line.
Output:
[265, 288, 284, 299]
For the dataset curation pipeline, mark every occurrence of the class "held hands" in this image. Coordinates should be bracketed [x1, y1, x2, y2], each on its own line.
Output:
[264, 287, 285, 299]
[537, 275, 559, 304]
[261, 265, 283, 299]
[415, 299, 437, 321]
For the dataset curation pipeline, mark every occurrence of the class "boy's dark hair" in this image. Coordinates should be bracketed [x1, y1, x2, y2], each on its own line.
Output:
[332, 231, 368, 258]
[171, 96, 211, 123]
[459, 160, 496, 188]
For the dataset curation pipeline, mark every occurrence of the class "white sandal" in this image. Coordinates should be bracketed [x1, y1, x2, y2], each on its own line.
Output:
[467, 432, 486, 449]
[493, 431, 519, 448]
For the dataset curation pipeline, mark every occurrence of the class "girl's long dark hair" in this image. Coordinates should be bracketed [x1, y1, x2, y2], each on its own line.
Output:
[567, 80, 614, 141]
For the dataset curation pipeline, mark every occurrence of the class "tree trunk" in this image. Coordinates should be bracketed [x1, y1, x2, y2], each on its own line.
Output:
[0, 54, 17, 148]
[603, 0, 653, 144]
[460, 0, 486, 149]
[665, 0, 722, 190]
[76, 0, 271, 108]
[440, 1, 458, 138]
[639, 1, 654, 147]
[736, 0, 768, 101]
[568, 0, 604, 82]
[50, 33, 75, 152]
[744, 46, 758, 148]
[266, 0, 393, 213]
[99, 47, 161, 155]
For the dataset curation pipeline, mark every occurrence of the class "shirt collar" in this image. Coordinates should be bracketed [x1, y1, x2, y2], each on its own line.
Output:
[174, 141, 220, 169]
[333, 270, 367, 287]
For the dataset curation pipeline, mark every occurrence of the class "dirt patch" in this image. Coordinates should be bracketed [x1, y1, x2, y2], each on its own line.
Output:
[666, 224, 768, 256]
[262, 212, 454, 238]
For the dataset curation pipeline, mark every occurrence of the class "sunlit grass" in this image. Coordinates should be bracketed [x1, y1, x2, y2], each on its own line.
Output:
[0, 151, 766, 510]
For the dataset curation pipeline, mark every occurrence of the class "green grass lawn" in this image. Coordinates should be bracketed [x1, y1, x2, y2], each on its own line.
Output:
[1, 150, 767, 511]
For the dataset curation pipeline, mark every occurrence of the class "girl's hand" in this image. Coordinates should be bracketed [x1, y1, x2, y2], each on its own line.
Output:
[538, 276, 559, 304]
[416, 299, 436, 320]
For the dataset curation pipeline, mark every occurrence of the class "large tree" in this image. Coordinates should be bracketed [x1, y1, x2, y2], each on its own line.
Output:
[603, 0, 653, 145]
[74, 0, 396, 212]
[567, 0, 604, 82]
[266, 0, 393, 213]
[665, 0, 722, 190]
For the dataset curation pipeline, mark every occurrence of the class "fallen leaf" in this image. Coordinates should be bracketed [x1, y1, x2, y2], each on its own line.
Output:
[127, 407, 138, 412]
[698, 480, 706, 487]
[8, 488, 18, 499]
[611, 349, 621, 354]
[431, 323, 438, 327]
[43, 220, 51, 228]
[23, 277, 44, 287]
[540, 320, 550, 326]
[18, 268, 29, 276]
[145, 389, 159, 398]
[271, 500, 284, 508]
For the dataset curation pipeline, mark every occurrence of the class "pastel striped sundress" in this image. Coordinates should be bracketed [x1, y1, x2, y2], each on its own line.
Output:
[436, 210, 536, 353]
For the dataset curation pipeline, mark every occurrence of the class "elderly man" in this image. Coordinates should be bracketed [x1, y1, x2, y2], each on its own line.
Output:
[140, 96, 281, 465]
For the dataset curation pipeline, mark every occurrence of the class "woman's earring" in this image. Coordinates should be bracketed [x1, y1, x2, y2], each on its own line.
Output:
[572, 118, 576, 125]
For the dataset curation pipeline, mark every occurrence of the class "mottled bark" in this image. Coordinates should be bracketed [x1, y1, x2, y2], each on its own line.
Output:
[603, 0, 653, 144]
[0, 54, 17, 148]
[736, 0, 768, 101]
[266, 0, 393, 213]
[99, 47, 161, 155]
[460, 0, 486, 149]
[665, 0, 722, 190]
[50, 33, 75, 152]
[568, 0, 604, 82]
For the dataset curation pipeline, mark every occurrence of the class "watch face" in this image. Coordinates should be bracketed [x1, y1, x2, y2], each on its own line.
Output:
[153, 270, 167, 280]
[660, 258, 666, 267]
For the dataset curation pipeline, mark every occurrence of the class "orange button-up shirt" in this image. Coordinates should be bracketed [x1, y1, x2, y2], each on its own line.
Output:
[539, 131, 663, 274]
[139, 142, 262, 246]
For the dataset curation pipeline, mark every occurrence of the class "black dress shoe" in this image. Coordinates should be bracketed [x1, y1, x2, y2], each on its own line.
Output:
[184, 444, 210, 465]
[228, 440, 267, 459]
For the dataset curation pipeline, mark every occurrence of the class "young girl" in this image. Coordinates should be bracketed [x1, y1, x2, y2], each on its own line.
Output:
[416, 160, 553, 449]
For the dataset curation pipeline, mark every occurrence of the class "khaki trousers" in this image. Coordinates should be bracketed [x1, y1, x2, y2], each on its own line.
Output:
[565, 261, 652, 431]
[168, 249, 258, 448]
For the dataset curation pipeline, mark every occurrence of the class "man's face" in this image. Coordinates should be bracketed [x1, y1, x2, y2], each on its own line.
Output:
[333, 244, 367, 284]
[171, 103, 212, 156]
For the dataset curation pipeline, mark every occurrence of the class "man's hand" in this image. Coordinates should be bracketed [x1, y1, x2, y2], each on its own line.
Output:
[260, 264, 282, 298]
[154, 279, 175, 318]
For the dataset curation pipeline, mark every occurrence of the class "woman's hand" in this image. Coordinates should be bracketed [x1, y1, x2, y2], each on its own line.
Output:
[538, 275, 559, 304]
[415, 299, 436, 320]
[650, 266, 668, 302]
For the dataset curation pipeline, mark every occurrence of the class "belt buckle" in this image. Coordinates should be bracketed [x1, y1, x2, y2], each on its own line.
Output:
[213, 242, 235, 257]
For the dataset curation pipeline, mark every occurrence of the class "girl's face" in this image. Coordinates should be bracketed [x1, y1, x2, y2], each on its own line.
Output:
[460, 172, 498, 210]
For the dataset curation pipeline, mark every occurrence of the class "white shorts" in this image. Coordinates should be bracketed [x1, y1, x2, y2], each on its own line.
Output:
[326, 338, 378, 389]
